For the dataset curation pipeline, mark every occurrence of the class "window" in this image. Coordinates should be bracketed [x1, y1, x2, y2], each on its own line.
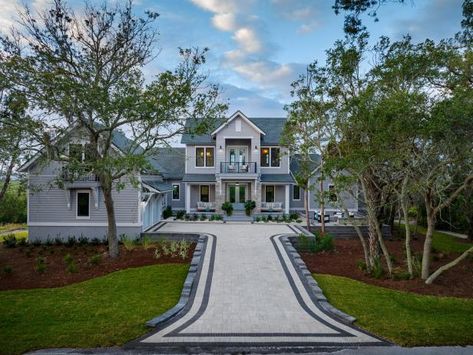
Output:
[172, 184, 180, 200]
[196, 147, 214, 167]
[265, 185, 275, 202]
[200, 185, 209, 202]
[76, 191, 90, 218]
[293, 185, 301, 200]
[260, 147, 280, 167]
[329, 185, 337, 202]
[206, 147, 214, 167]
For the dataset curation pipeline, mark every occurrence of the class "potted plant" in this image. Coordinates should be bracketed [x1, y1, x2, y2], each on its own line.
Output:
[222, 201, 233, 216]
[244, 200, 256, 216]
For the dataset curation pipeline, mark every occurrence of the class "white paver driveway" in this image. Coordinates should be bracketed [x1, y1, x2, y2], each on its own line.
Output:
[139, 222, 385, 347]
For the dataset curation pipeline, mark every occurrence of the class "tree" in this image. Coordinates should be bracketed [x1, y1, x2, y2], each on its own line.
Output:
[283, 64, 332, 233]
[1, 0, 227, 257]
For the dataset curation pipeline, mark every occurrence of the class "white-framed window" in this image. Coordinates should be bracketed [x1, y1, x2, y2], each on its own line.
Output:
[200, 185, 210, 202]
[329, 184, 337, 202]
[172, 184, 180, 200]
[76, 190, 90, 219]
[68, 143, 94, 162]
[265, 185, 275, 202]
[293, 185, 301, 200]
[195, 146, 215, 167]
[260, 147, 280, 167]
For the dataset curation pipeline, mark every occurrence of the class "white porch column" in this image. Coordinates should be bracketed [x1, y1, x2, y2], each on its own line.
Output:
[285, 184, 290, 214]
[185, 183, 191, 213]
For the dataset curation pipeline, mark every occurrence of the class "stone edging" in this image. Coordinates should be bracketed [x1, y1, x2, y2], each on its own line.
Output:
[284, 225, 357, 324]
[145, 233, 208, 327]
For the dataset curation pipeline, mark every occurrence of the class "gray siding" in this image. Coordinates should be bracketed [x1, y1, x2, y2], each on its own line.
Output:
[290, 184, 304, 209]
[308, 175, 358, 212]
[166, 180, 185, 210]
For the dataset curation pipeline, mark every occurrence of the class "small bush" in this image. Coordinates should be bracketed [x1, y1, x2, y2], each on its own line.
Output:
[255, 216, 261, 222]
[222, 201, 233, 216]
[65, 236, 76, 247]
[184, 214, 190, 221]
[199, 214, 207, 221]
[89, 254, 102, 266]
[393, 268, 411, 280]
[3, 265, 13, 274]
[67, 261, 78, 273]
[192, 214, 198, 221]
[2, 234, 17, 248]
[45, 239, 53, 246]
[290, 212, 299, 220]
[36, 256, 47, 273]
[316, 234, 334, 252]
[63, 253, 74, 264]
[154, 249, 161, 259]
[296, 219, 302, 223]
[17, 238, 27, 246]
[267, 215, 273, 221]
[54, 237, 63, 245]
[356, 259, 367, 272]
[90, 237, 101, 245]
[262, 215, 268, 223]
[162, 206, 173, 219]
[244, 200, 256, 216]
[176, 210, 186, 220]
[120, 234, 135, 251]
[371, 257, 384, 279]
[141, 235, 153, 250]
[78, 235, 88, 245]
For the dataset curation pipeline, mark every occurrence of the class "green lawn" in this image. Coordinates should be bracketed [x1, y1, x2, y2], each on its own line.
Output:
[315, 274, 473, 346]
[0, 264, 188, 354]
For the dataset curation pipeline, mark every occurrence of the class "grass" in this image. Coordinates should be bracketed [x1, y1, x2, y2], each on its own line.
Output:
[0, 223, 27, 233]
[0, 264, 189, 354]
[315, 274, 473, 346]
[399, 224, 472, 253]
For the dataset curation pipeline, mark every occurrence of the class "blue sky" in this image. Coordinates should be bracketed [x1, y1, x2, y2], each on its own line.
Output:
[0, 0, 465, 116]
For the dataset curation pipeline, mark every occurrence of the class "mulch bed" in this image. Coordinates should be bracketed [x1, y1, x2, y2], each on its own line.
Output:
[0, 243, 195, 291]
[300, 235, 473, 298]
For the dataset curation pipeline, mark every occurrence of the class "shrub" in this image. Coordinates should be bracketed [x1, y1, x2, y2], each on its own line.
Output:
[63, 253, 74, 264]
[290, 212, 299, 220]
[222, 201, 233, 216]
[177, 239, 190, 259]
[296, 219, 302, 223]
[176, 210, 186, 220]
[154, 248, 161, 259]
[191, 214, 198, 221]
[244, 200, 256, 216]
[2, 234, 17, 248]
[162, 206, 173, 219]
[371, 257, 384, 279]
[54, 237, 63, 245]
[215, 214, 223, 221]
[78, 235, 88, 245]
[255, 216, 261, 222]
[356, 259, 367, 272]
[90, 237, 101, 245]
[17, 238, 27, 247]
[315, 233, 334, 252]
[65, 236, 76, 247]
[36, 256, 47, 273]
[262, 215, 268, 223]
[120, 234, 136, 251]
[3, 265, 13, 274]
[45, 239, 53, 246]
[199, 214, 207, 221]
[141, 235, 153, 250]
[89, 254, 102, 266]
[184, 214, 190, 221]
[67, 261, 78, 273]
[267, 214, 273, 221]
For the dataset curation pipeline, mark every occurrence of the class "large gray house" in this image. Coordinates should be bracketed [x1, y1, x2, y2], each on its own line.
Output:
[19, 111, 359, 241]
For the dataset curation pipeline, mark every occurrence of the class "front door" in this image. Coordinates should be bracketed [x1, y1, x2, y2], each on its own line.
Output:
[228, 183, 247, 210]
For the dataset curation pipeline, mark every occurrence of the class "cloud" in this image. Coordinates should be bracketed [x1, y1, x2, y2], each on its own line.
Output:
[271, 0, 322, 34]
[0, 0, 62, 33]
[212, 12, 236, 31]
[233, 27, 262, 53]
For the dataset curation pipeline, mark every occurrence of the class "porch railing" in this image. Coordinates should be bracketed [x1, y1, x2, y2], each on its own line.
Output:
[220, 162, 257, 174]
[62, 167, 99, 182]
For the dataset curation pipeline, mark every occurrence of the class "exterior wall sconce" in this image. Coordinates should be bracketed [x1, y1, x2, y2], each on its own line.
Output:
[254, 145, 258, 151]
[219, 145, 223, 151]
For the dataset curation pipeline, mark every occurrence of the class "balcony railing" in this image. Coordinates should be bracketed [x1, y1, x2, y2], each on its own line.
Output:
[62, 168, 99, 182]
[220, 162, 257, 174]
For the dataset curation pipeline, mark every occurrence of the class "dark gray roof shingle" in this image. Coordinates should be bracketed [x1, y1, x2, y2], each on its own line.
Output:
[181, 117, 287, 145]
[147, 147, 186, 180]
[260, 174, 295, 183]
[182, 174, 216, 182]
[290, 154, 321, 176]
[142, 179, 173, 192]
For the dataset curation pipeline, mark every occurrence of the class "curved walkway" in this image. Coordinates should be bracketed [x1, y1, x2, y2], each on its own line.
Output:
[132, 222, 387, 351]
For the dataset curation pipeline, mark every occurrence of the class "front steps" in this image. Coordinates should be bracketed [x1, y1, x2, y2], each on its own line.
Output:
[224, 211, 253, 222]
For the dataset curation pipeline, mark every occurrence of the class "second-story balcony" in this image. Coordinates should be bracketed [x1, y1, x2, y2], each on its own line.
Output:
[62, 167, 99, 189]
[220, 162, 257, 174]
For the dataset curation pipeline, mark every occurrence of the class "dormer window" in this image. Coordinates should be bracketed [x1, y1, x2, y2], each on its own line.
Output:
[69, 143, 94, 162]
[261, 147, 280, 167]
[195, 147, 214, 167]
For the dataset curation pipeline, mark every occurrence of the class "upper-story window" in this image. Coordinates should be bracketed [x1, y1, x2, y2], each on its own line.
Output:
[195, 147, 214, 167]
[260, 147, 280, 167]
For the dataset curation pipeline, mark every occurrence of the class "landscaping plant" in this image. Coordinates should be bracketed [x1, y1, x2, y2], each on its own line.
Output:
[244, 200, 256, 216]
[221, 201, 233, 216]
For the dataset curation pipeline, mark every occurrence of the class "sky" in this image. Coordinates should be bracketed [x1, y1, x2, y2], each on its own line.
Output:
[0, 0, 465, 117]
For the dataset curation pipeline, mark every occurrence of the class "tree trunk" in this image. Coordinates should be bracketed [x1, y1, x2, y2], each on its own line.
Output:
[101, 177, 119, 258]
[344, 206, 370, 272]
[425, 246, 473, 284]
[374, 217, 393, 276]
[421, 188, 436, 279]
[304, 187, 310, 232]
[0, 155, 17, 204]
[467, 216, 473, 242]
[400, 176, 413, 278]
[320, 177, 325, 235]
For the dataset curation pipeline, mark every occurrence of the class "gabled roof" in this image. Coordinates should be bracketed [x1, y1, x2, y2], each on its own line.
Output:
[261, 174, 295, 183]
[211, 110, 265, 136]
[146, 147, 185, 180]
[141, 179, 173, 193]
[181, 114, 287, 145]
[290, 153, 321, 176]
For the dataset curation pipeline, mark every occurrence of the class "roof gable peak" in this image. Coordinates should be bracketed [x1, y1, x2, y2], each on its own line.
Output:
[211, 110, 265, 136]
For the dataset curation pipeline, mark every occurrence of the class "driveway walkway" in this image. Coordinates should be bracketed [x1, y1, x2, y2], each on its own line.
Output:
[133, 222, 386, 351]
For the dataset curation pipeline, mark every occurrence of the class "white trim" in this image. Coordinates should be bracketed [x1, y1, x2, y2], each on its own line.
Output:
[211, 110, 265, 136]
[292, 184, 301, 201]
[285, 184, 290, 214]
[195, 146, 215, 168]
[260, 146, 281, 168]
[172, 183, 181, 201]
[29, 222, 142, 227]
[76, 190, 91, 219]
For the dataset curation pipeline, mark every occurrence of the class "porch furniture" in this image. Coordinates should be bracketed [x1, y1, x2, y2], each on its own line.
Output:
[315, 211, 330, 223]
[197, 202, 216, 211]
[261, 202, 283, 212]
